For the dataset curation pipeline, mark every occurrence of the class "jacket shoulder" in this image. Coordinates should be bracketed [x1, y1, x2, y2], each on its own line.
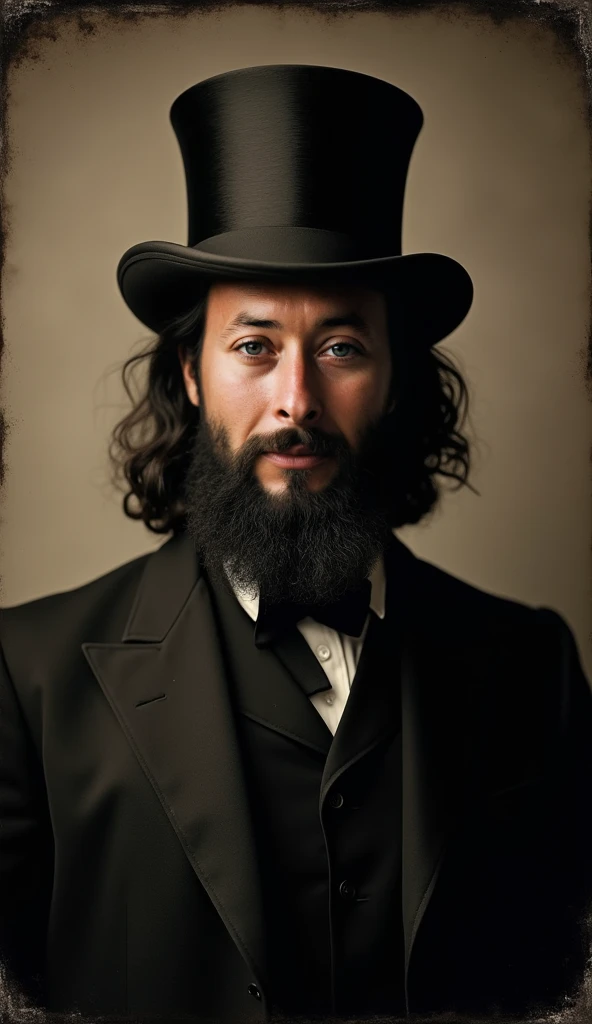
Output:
[0, 545, 162, 651]
[409, 547, 525, 608]
[407, 545, 571, 640]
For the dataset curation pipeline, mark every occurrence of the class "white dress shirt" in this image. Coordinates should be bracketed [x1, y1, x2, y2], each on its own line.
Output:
[226, 559, 386, 735]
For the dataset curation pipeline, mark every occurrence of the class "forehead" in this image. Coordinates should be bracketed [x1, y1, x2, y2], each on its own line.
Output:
[204, 279, 387, 322]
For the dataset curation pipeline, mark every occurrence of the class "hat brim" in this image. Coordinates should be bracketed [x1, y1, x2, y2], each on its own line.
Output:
[117, 241, 473, 347]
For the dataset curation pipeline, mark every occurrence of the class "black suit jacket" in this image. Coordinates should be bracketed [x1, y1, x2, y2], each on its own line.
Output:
[1, 530, 592, 1021]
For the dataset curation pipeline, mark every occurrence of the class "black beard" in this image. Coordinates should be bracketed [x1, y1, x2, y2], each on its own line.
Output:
[183, 414, 396, 605]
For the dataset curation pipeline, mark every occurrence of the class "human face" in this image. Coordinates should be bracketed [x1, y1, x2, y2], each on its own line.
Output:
[179, 280, 393, 495]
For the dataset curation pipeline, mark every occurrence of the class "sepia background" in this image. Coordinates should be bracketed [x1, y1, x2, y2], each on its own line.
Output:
[2, 6, 591, 676]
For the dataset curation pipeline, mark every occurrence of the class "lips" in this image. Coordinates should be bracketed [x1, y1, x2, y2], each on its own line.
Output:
[262, 447, 329, 469]
[270, 444, 314, 456]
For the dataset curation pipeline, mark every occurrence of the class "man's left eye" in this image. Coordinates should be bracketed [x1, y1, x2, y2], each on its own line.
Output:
[327, 342, 360, 357]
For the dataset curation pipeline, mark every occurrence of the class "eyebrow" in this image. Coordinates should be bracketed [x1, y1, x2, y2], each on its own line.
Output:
[218, 310, 372, 341]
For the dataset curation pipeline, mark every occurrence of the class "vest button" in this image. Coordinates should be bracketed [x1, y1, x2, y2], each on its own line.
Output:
[248, 984, 262, 1000]
[339, 879, 357, 900]
[329, 791, 344, 809]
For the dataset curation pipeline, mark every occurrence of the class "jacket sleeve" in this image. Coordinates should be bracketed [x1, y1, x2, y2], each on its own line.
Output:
[539, 607, 592, 1005]
[0, 637, 53, 1007]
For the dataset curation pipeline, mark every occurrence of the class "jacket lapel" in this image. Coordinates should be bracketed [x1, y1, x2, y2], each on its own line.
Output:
[320, 592, 402, 795]
[205, 566, 333, 755]
[81, 532, 268, 994]
[393, 539, 486, 1010]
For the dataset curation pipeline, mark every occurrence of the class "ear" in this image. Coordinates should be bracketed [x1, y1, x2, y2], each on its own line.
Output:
[178, 344, 200, 407]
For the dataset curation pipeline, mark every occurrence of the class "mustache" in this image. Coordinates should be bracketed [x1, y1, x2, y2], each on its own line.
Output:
[220, 425, 352, 472]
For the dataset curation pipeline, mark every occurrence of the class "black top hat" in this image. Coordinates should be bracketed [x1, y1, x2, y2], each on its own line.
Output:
[117, 64, 473, 346]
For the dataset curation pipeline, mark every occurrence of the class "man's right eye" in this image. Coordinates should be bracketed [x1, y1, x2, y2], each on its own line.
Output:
[236, 341, 267, 357]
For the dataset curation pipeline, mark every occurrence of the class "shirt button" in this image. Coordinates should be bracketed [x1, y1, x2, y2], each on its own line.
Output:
[247, 984, 262, 1000]
[329, 791, 344, 809]
[339, 879, 357, 901]
[324, 694, 334, 705]
[316, 644, 331, 661]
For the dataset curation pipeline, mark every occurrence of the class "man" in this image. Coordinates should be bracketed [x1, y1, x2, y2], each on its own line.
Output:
[1, 64, 592, 1023]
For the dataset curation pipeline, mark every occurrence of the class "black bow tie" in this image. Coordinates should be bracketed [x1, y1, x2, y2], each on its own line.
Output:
[254, 578, 372, 649]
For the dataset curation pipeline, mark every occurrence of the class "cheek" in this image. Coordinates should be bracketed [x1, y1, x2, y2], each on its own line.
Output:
[329, 370, 391, 450]
[200, 357, 267, 436]
[335, 370, 390, 420]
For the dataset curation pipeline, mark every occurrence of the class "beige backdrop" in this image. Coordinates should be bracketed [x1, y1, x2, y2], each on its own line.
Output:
[2, 7, 591, 676]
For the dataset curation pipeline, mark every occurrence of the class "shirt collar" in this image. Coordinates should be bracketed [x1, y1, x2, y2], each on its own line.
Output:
[225, 555, 386, 625]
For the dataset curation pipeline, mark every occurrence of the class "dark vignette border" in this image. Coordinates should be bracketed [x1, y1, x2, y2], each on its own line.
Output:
[0, 1, 590, 1023]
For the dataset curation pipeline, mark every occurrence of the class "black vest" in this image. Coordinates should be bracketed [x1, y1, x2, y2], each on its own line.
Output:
[206, 563, 406, 1019]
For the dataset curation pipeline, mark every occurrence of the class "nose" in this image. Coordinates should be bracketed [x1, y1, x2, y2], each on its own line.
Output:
[272, 350, 322, 427]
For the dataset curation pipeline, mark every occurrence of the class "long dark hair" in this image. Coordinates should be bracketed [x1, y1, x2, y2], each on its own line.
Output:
[108, 284, 478, 534]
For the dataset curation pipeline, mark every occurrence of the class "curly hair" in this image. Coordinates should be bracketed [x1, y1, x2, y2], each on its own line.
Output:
[108, 283, 478, 535]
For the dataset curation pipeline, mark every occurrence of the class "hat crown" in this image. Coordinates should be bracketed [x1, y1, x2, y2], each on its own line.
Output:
[117, 64, 473, 347]
[170, 64, 424, 259]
